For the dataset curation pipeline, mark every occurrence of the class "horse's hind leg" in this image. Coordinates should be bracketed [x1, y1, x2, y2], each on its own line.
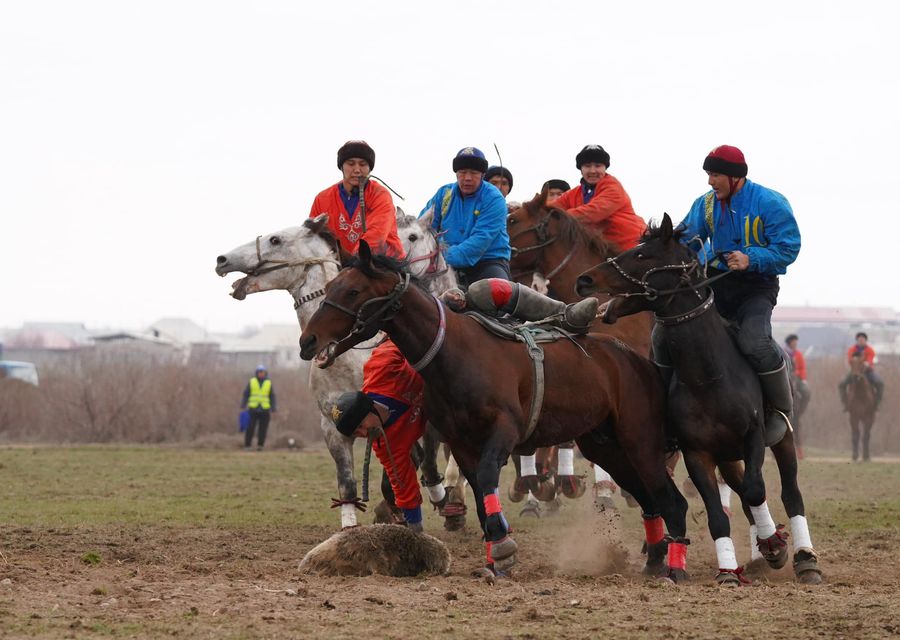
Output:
[851, 417, 860, 461]
[771, 430, 823, 584]
[419, 425, 449, 508]
[718, 461, 766, 571]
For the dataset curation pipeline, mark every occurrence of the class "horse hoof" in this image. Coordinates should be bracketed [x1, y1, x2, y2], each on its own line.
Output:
[491, 536, 518, 562]
[557, 475, 586, 499]
[642, 561, 665, 576]
[742, 557, 770, 578]
[443, 514, 466, 532]
[534, 479, 557, 502]
[493, 553, 517, 573]
[758, 526, 789, 569]
[507, 486, 526, 503]
[665, 568, 690, 583]
[793, 549, 823, 584]
[715, 572, 742, 587]
[519, 499, 542, 518]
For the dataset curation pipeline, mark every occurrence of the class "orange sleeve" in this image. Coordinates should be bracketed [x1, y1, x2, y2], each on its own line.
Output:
[359, 184, 398, 254]
[563, 178, 629, 225]
[794, 351, 807, 381]
[309, 188, 330, 218]
[552, 187, 580, 211]
[865, 346, 876, 365]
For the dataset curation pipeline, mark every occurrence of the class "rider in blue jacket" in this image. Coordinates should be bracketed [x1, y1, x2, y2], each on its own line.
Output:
[656, 145, 801, 446]
[420, 147, 511, 286]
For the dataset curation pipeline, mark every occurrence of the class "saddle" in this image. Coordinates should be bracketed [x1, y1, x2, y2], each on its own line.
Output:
[462, 311, 577, 441]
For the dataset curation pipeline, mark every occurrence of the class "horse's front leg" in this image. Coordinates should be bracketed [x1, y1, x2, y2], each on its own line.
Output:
[319, 416, 360, 529]
[475, 426, 519, 572]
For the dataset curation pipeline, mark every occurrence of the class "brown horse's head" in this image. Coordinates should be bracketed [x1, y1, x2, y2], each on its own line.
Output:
[507, 189, 612, 279]
[847, 354, 876, 410]
[575, 213, 695, 323]
[299, 240, 409, 369]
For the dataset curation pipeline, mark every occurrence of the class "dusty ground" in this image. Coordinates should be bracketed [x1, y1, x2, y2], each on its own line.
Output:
[1, 447, 899, 639]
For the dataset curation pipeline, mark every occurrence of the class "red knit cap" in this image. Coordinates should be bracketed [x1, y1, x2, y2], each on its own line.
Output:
[702, 145, 748, 178]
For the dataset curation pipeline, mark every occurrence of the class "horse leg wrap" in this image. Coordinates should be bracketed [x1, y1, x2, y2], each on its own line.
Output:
[668, 538, 689, 571]
[790, 515, 813, 551]
[557, 448, 575, 476]
[750, 501, 776, 539]
[714, 537, 738, 571]
[642, 515, 665, 545]
[520, 454, 538, 477]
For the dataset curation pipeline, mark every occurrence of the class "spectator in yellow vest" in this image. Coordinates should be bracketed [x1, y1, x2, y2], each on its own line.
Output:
[241, 364, 277, 450]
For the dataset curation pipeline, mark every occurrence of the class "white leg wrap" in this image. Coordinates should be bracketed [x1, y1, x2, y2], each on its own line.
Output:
[749, 525, 763, 561]
[790, 515, 813, 551]
[426, 483, 446, 503]
[718, 482, 733, 509]
[520, 454, 537, 477]
[341, 503, 358, 529]
[749, 501, 776, 539]
[594, 465, 612, 483]
[715, 536, 738, 570]
[558, 448, 575, 476]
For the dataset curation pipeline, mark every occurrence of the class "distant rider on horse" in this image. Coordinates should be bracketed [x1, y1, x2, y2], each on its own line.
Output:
[655, 145, 802, 447]
[839, 332, 884, 411]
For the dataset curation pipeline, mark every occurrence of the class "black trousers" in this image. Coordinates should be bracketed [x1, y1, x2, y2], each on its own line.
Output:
[456, 259, 511, 289]
[245, 409, 271, 447]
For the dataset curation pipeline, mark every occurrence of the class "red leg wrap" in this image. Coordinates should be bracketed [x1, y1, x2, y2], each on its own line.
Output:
[485, 541, 494, 564]
[668, 541, 688, 571]
[483, 492, 502, 516]
[642, 516, 665, 545]
[489, 279, 514, 308]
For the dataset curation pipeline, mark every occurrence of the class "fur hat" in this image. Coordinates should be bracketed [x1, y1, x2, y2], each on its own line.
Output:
[575, 145, 610, 169]
[329, 391, 374, 436]
[702, 145, 747, 178]
[337, 140, 376, 170]
[543, 179, 571, 192]
[484, 166, 513, 192]
[452, 147, 488, 173]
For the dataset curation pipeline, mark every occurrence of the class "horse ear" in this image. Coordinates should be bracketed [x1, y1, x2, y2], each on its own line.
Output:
[307, 213, 329, 234]
[538, 184, 549, 207]
[660, 213, 674, 242]
[419, 206, 435, 229]
[395, 206, 405, 221]
[359, 239, 373, 267]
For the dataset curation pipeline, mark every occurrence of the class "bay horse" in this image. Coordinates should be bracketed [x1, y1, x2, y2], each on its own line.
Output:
[507, 193, 663, 509]
[575, 214, 823, 585]
[215, 214, 452, 530]
[298, 240, 689, 579]
[846, 354, 877, 462]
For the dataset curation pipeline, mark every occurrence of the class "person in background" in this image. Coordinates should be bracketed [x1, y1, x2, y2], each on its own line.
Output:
[485, 165, 514, 199]
[309, 140, 404, 258]
[241, 364, 276, 451]
[420, 147, 511, 286]
[839, 332, 884, 411]
[550, 145, 646, 250]
[543, 179, 571, 205]
[784, 334, 812, 458]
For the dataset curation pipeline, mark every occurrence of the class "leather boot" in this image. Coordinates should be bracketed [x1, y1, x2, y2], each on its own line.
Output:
[758, 362, 794, 447]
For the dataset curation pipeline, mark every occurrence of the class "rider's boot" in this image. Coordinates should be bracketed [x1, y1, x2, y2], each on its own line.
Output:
[466, 279, 599, 334]
[758, 362, 794, 447]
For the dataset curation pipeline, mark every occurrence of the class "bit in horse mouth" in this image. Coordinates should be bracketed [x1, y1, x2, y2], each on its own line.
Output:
[314, 342, 338, 369]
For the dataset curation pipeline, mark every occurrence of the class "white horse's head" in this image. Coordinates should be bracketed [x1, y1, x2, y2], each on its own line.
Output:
[396, 208, 456, 295]
[215, 214, 341, 301]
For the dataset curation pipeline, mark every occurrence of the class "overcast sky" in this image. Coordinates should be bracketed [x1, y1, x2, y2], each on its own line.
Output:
[2, 1, 898, 333]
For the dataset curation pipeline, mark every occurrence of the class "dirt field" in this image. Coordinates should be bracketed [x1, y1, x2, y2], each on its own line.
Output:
[2, 446, 899, 639]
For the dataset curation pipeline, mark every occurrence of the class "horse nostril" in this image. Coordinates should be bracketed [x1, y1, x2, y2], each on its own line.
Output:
[216, 255, 227, 265]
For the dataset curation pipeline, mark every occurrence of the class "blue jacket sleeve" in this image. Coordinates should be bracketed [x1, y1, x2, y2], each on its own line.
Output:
[744, 192, 800, 275]
[445, 191, 508, 268]
[678, 195, 711, 244]
[419, 187, 445, 231]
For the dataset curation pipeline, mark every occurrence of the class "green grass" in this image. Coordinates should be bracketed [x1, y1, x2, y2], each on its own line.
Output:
[1, 445, 898, 534]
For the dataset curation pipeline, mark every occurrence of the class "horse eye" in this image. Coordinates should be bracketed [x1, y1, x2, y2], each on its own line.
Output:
[408, 234, 419, 242]
[270, 236, 281, 246]
[508, 216, 517, 224]
[636, 253, 645, 260]
[349, 289, 359, 298]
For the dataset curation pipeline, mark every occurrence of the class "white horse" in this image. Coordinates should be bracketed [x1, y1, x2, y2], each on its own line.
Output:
[215, 210, 459, 529]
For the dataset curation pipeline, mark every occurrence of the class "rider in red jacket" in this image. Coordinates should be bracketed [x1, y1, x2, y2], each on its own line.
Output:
[550, 145, 646, 251]
[309, 141, 404, 258]
[839, 332, 884, 410]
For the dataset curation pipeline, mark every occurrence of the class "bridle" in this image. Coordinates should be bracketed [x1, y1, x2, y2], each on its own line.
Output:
[601, 239, 733, 326]
[249, 235, 342, 310]
[508, 211, 577, 281]
[321, 270, 447, 371]
[405, 228, 450, 283]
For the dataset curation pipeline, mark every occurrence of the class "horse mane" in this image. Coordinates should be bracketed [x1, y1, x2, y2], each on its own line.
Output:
[344, 252, 423, 288]
[303, 218, 341, 253]
[550, 206, 616, 255]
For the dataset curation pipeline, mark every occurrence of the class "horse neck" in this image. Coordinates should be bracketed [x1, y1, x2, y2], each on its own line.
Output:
[656, 289, 734, 385]
[382, 283, 446, 368]
[291, 261, 341, 328]
[538, 238, 609, 303]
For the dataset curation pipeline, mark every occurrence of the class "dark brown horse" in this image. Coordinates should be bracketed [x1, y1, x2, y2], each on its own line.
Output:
[575, 214, 823, 585]
[846, 355, 877, 461]
[299, 241, 688, 578]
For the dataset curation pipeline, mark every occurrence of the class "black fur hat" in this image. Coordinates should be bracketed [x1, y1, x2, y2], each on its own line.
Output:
[575, 145, 610, 169]
[337, 140, 376, 170]
[329, 391, 374, 436]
